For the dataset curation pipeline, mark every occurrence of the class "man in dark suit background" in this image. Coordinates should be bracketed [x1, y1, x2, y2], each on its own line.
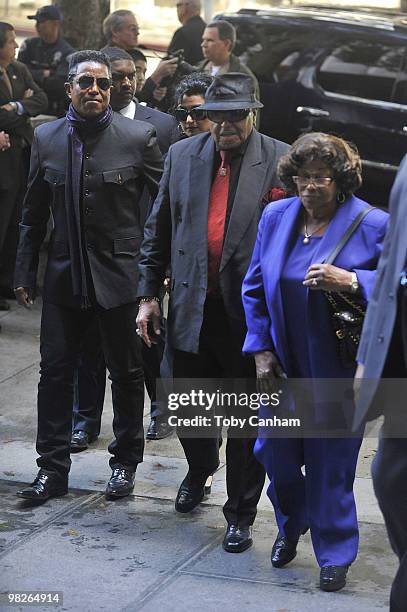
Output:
[14, 50, 163, 503]
[0, 22, 47, 307]
[70, 47, 178, 452]
[137, 73, 289, 553]
[354, 156, 407, 612]
[168, 0, 206, 65]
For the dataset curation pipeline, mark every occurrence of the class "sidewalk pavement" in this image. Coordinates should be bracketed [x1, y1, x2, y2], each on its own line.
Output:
[0, 299, 396, 612]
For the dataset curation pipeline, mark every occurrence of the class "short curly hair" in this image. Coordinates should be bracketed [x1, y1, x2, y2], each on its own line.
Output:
[278, 132, 362, 197]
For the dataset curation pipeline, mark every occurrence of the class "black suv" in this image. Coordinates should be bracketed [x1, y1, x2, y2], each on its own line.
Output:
[215, 7, 407, 206]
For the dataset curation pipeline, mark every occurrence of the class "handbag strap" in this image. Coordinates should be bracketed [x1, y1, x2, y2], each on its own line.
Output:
[323, 206, 374, 265]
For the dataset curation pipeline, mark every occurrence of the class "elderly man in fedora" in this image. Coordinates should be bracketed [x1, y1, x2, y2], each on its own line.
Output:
[136, 72, 289, 552]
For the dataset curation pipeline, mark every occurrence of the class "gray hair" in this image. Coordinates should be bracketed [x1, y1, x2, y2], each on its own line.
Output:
[103, 10, 136, 42]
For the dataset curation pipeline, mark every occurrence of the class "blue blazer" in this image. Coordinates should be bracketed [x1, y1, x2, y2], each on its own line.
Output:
[242, 195, 388, 378]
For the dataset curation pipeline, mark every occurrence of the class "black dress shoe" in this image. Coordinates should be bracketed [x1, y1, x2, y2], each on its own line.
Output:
[146, 417, 174, 440]
[105, 467, 135, 499]
[271, 533, 299, 568]
[222, 524, 253, 553]
[320, 565, 348, 592]
[17, 471, 68, 502]
[70, 430, 97, 453]
[175, 476, 205, 513]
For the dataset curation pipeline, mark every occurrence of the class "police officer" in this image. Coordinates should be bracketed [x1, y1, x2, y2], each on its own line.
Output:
[18, 5, 75, 116]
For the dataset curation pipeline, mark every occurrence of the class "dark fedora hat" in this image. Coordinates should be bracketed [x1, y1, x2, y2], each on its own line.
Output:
[198, 72, 263, 111]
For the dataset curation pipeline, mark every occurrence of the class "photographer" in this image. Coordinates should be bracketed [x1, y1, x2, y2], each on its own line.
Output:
[101, 9, 179, 109]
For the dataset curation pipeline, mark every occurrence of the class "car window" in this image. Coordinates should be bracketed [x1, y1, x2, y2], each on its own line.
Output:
[233, 22, 317, 83]
[316, 38, 406, 103]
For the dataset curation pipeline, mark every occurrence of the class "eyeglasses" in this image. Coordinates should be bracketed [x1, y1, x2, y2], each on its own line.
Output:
[111, 71, 136, 83]
[174, 106, 207, 122]
[292, 176, 334, 188]
[206, 109, 251, 123]
[74, 75, 112, 91]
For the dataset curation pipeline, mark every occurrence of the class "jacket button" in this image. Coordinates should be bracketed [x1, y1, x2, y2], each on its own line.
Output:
[182, 281, 188, 287]
[178, 249, 184, 255]
[85, 207, 92, 215]
[87, 244, 93, 250]
[84, 190, 90, 196]
[377, 334, 384, 343]
[84, 170, 90, 177]
[388, 293, 394, 300]
[84, 153, 90, 159]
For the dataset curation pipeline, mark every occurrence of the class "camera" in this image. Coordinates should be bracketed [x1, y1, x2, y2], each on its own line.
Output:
[160, 49, 195, 88]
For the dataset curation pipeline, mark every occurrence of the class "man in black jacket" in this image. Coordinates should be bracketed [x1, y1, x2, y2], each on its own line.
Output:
[168, 0, 206, 65]
[14, 50, 163, 504]
[70, 47, 178, 452]
[0, 22, 48, 305]
[18, 5, 75, 116]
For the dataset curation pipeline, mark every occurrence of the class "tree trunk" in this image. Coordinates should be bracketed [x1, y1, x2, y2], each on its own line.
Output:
[53, 0, 110, 50]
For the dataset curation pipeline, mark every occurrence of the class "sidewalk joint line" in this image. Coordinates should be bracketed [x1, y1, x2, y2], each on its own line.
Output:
[0, 491, 101, 560]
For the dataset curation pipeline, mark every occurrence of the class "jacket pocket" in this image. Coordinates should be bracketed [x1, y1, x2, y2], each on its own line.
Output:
[113, 236, 141, 256]
[102, 166, 138, 185]
[44, 168, 65, 186]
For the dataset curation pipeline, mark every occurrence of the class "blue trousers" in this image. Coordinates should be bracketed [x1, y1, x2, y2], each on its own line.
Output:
[255, 436, 362, 567]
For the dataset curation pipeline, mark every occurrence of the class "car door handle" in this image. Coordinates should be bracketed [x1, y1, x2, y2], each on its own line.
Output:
[296, 106, 330, 118]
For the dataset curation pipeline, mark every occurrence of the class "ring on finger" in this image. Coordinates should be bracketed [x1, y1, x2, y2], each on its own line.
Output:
[312, 278, 318, 286]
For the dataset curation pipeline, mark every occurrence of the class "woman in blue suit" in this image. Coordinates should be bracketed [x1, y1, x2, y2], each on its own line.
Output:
[242, 133, 388, 592]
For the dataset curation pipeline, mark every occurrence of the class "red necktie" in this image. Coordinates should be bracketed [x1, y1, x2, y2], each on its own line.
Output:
[207, 150, 230, 295]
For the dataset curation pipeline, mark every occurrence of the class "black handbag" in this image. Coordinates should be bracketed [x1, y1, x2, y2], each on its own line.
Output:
[322, 207, 374, 368]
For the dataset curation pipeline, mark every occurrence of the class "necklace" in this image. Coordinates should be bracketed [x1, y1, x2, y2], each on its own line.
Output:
[303, 219, 329, 244]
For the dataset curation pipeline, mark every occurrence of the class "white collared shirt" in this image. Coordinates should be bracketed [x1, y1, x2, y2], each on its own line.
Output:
[119, 100, 136, 119]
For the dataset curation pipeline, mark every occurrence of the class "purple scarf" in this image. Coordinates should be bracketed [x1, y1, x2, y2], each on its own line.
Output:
[65, 103, 113, 308]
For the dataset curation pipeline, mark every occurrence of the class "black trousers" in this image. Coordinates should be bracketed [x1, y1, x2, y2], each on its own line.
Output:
[37, 301, 144, 479]
[72, 317, 106, 437]
[173, 297, 265, 527]
[72, 321, 167, 436]
[372, 291, 407, 612]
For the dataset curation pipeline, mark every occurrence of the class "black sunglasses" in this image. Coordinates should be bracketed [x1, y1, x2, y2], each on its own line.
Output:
[174, 106, 207, 122]
[74, 75, 112, 91]
[111, 71, 136, 83]
[206, 109, 251, 123]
